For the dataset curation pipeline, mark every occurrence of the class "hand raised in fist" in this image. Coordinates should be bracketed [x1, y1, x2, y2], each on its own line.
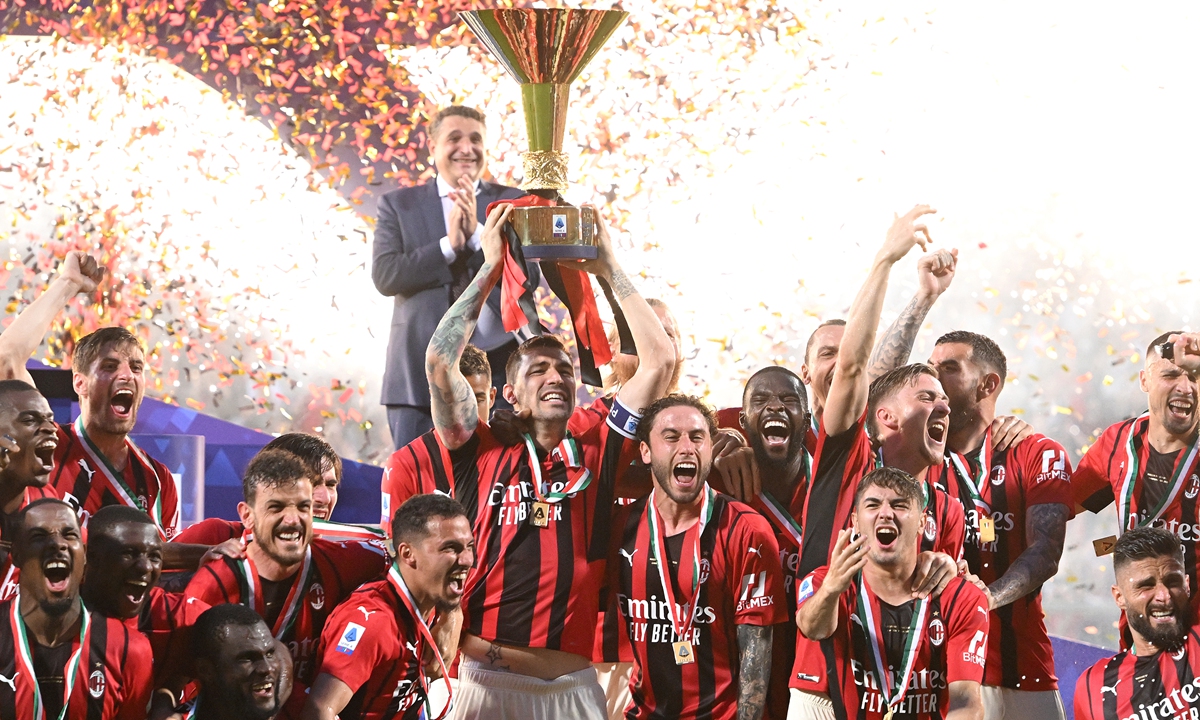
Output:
[61, 251, 106, 293]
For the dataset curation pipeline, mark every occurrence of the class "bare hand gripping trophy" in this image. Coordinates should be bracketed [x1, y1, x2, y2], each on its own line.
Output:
[460, 8, 628, 260]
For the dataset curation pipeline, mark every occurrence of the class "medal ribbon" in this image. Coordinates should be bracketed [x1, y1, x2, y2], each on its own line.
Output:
[233, 546, 313, 640]
[1117, 413, 1200, 531]
[523, 433, 593, 504]
[758, 464, 805, 550]
[948, 430, 993, 528]
[855, 576, 928, 718]
[11, 594, 90, 720]
[74, 417, 166, 539]
[387, 564, 453, 720]
[646, 483, 716, 647]
[310, 519, 387, 542]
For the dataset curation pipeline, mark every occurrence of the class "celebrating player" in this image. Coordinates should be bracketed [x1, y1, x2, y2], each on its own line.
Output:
[0, 498, 152, 719]
[303, 494, 474, 720]
[926, 331, 1072, 718]
[1074, 527, 1200, 720]
[613, 394, 785, 719]
[1072, 331, 1200, 630]
[178, 603, 293, 720]
[0, 380, 61, 601]
[423, 202, 674, 718]
[183, 448, 388, 718]
[795, 467, 989, 720]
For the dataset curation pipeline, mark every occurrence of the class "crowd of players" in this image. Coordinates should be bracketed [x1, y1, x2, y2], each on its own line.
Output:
[0, 137, 1198, 720]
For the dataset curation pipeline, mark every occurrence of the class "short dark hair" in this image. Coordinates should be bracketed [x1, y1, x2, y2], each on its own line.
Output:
[192, 603, 269, 665]
[636, 394, 719, 445]
[72, 327, 144, 376]
[0, 379, 39, 399]
[242, 449, 311, 504]
[505, 335, 571, 386]
[14, 498, 78, 553]
[263, 433, 342, 484]
[867, 364, 939, 441]
[88, 505, 155, 544]
[854, 466, 925, 508]
[460, 344, 491, 379]
[1113, 526, 1184, 574]
[805, 319, 846, 363]
[429, 106, 486, 142]
[391, 494, 469, 545]
[1147, 331, 1186, 360]
[935, 330, 1008, 381]
[741, 366, 808, 410]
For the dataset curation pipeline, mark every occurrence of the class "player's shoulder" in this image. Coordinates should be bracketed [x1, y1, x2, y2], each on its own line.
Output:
[313, 536, 389, 561]
[718, 494, 775, 534]
[99, 611, 154, 653]
[940, 577, 989, 617]
[327, 580, 401, 640]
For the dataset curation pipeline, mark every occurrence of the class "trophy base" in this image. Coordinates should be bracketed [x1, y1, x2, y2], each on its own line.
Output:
[509, 205, 597, 261]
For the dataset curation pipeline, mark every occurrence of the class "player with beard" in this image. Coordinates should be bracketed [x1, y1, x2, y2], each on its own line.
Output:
[1074, 527, 1200, 720]
[181, 449, 388, 719]
[178, 603, 293, 720]
[920, 331, 1072, 719]
[795, 468, 988, 720]
[0, 499, 152, 719]
[1072, 332, 1200, 633]
[710, 366, 810, 720]
[0, 380, 61, 601]
[612, 395, 784, 720]
[424, 203, 674, 719]
[303, 494, 475, 720]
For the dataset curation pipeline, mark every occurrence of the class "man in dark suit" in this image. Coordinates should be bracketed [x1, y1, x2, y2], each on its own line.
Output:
[373, 106, 534, 450]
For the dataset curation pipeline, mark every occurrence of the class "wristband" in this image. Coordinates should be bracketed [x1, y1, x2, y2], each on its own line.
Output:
[607, 397, 642, 439]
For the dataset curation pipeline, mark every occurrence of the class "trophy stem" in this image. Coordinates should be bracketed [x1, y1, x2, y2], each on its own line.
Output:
[520, 84, 569, 151]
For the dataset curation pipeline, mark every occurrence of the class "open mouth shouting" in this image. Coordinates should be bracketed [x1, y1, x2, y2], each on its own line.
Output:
[31, 437, 57, 477]
[672, 458, 700, 491]
[874, 524, 899, 551]
[43, 556, 73, 596]
[761, 418, 792, 450]
[110, 387, 136, 421]
[1167, 396, 1196, 423]
[926, 417, 947, 446]
[123, 577, 151, 609]
[445, 568, 469, 600]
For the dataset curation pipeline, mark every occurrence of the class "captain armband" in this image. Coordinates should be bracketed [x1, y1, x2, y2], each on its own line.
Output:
[607, 397, 643, 439]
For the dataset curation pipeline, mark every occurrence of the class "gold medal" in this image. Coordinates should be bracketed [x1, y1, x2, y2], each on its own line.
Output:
[530, 501, 550, 528]
[979, 515, 995, 543]
[672, 640, 695, 665]
[883, 708, 894, 720]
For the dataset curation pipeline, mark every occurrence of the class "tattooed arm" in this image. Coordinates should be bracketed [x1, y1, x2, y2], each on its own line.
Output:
[947, 680, 984, 720]
[866, 248, 958, 381]
[985, 503, 1068, 610]
[574, 207, 675, 413]
[425, 205, 514, 450]
[736, 624, 773, 720]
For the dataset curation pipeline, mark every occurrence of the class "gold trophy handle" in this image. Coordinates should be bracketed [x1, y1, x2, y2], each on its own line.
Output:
[581, 206, 596, 249]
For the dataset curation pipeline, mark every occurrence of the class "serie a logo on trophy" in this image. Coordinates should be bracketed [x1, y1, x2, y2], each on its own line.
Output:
[460, 8, 628, 260]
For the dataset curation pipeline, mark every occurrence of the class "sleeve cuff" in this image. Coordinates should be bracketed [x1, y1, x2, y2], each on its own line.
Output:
[439, 236, 456, 263]
[467, 222, 484, 253]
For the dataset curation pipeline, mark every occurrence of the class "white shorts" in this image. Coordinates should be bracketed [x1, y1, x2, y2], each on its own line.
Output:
[980, 685, 1065, 720]
[593, 662, 633, 720]
[453, 658, 607, 720]
[787, 689, 836, 720]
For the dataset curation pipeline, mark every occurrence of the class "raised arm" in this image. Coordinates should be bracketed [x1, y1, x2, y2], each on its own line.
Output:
[866, 248, 957, 381]
[824, 206, 936, 436]
[425, 204, 513, 450]
[796, 529, 866, 640]
[577, 210, 674, 413]
[984, 502, 1068, 610]
[736, 624, 773, 720]
[0, 251, 105, 384]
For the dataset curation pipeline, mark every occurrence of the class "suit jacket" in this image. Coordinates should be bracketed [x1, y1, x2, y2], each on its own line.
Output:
[372, 178, 530, 407]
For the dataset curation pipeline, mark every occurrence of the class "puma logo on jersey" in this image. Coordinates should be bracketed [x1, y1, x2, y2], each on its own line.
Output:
[405, 641, 418, 653]
[747, 545, 762, 557]
[78, 459, 96, 482]
[976, 606, 989, 618]
[795, 672, 820, 683]
[0, 671, 17, 692]
[1101, 678, 1121, 696]
[619, 548, 638, 566]
[357, 606, 377, 622]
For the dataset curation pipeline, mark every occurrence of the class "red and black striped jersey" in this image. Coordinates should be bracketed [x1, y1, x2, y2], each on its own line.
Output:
[792, 420, 965, 696]
[929, 432, 1072, 690]
[126, 587, 210, 686]
[51, 423, 181, 540]
[314, 577, 429, 720]
[613, 492, 787, 720]
[381, 430, 488, 538]
[1074, 416, 1200, 615]
[0, 485, 61, 603]
[0, 602, 153, 720]
[795, 569, 989, 719]
[1074, 628, 1200, 720]
[184, 536, 388, 715]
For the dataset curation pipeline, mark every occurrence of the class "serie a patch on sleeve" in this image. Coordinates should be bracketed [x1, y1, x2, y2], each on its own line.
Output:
[796, 575, 815, 605]
[336, 622, 366, 655]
